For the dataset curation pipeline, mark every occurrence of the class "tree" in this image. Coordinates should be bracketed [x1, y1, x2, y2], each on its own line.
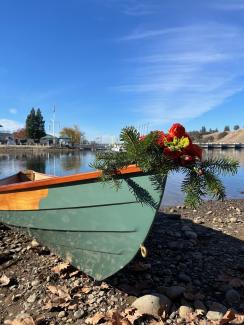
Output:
[13, 128, 27, 139]
[200, 126, 206, 134]
[224, 125, 230, 132]
[234, 125, 240, 130]
[35, 108, 46, 139]
[60, 125, 85, 145]
[26, 108, 46, 141]
[26, 108, 36, 139]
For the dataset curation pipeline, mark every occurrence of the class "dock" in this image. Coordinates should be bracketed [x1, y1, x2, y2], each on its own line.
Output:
[197, 143, 244, 149]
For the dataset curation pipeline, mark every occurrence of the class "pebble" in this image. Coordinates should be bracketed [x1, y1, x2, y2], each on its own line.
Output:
[178, 272, 191, 283]
[179, 305, 194, 319]
[206, 302, 227, 321]
[132, 294, 172, 317]
[184, 231, 198, 239]
[181, 226, 192, 232]
[230, 217, 238, 223]
[225, 289, 240, 306]
[31, 239, 39, 247]
[58, 311, 66, 318]
[165, 286, 186, 300]
[194, 300, 207, 315]
[193, 217, 204, 224]
[31, 280, 40, 287]
[27, 293, 37, 303]
[206, 211, 213, 215]
[74, 310, 84, 319]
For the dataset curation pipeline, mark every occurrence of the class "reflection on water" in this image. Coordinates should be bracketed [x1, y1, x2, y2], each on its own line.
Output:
[0, 149, 244, 205]
[0, 151, 95, 179]
[162, 149, 244, 205]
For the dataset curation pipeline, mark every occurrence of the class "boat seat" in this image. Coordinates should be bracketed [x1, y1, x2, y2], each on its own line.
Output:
[19, 170, 53, 181]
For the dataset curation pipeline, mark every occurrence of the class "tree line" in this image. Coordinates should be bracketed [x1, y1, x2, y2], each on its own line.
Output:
[189, 124, 242, 143]
[13, 108, 86, 145]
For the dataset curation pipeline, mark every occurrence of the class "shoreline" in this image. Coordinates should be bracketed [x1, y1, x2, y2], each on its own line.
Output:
[0, 198, 244, 324]
[0, 145, 82, 153]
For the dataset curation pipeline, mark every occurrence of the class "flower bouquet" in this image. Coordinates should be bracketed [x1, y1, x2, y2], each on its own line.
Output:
[91, 123, 238, 207]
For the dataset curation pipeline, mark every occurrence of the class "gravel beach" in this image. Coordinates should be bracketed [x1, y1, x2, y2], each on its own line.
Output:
[1, 199, 244, 325]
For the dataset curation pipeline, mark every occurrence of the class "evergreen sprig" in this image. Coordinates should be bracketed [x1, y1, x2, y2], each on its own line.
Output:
[91, 126, 239, 208]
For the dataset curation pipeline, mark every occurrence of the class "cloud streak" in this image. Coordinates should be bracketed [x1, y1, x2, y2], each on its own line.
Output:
[0, 119, 23, 132]
[115, 22, 244, 126]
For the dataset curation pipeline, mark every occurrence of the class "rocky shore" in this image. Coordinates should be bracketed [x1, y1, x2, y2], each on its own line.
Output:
[0, 199, 244, 325]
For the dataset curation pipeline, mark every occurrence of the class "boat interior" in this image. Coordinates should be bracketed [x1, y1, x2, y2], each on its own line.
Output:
[0, 170, 53, 186]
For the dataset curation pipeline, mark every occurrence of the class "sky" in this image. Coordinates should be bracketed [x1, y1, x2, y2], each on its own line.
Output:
[0, 0, 244, 142]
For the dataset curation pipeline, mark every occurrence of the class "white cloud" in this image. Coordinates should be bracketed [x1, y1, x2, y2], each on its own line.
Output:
[115, 23, 244, 126]
[106, 0, 161, 16]
[120, 27, 185, 41]
[9, 108, 17, 114]
[0, 119, 23, 132]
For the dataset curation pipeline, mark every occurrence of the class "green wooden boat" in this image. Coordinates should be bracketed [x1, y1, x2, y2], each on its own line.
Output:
[0, 166, 166, 280]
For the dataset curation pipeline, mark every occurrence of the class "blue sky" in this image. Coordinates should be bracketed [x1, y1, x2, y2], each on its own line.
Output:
[0, 0, 244, 141]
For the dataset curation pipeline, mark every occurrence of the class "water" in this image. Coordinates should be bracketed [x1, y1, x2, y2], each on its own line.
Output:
[0, 149, 244, 205]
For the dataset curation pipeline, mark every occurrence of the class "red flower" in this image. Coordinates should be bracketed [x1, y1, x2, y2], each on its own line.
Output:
[163, 147, 181, 159]
[180, 154, 194, 166]
[165, 133, 173, 142]
[156, 131, 166, 147]
[139, 135, 146, 141]
[169, 123, 186, 138]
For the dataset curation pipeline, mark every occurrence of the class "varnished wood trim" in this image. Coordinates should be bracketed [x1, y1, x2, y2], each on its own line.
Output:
[0, 188, 48, 210]
[0, 165, 142, 193]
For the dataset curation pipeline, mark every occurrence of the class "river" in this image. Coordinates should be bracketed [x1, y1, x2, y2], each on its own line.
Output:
[0, 149, 243, 205]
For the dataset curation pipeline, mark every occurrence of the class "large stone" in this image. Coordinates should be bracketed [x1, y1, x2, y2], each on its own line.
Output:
[165, 286, 185, 300]
[206, 302, 227, 321]
[178, 305, 194, 319]
[132, 294, 172, 317]
[225, 289, 240, 306]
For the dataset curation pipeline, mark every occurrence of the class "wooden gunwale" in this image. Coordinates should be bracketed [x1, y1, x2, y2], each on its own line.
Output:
[0, 165, 141, 194]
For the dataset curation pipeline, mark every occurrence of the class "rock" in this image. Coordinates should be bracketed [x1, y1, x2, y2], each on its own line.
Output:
[31, 280, 40, 287]
[132, 294, 172, 317]
[4, 320, 12, 325]
[206, 302, 227, 321]
[126, 296, 137, 304]
[193, 217, 204, 224]
[194, 300, 207, 315]
[181, 226, 192, 232]
[58, 311, 66, 318]
[165, 286, 185, 300]
[27, 293, 37, 303]
[178, 272, 191, 283]
[31, 239, 39, 247]
[184, 231, 198, 240]
[178, 305, 193, 319]
[225, 289, 240, 306]
[74, 310, 84, 319]
[170, 208, 177, 213]
[229, 217, 237, 223]
[206, 211, 213, 215]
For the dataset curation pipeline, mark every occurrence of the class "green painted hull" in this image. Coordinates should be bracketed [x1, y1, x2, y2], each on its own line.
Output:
[0, 174, 166, 280]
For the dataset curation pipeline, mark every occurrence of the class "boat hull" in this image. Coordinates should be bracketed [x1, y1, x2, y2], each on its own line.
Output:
[0, 173, 166, 280]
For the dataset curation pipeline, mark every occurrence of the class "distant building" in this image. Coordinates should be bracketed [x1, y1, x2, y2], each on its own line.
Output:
[58, 136, 72, 147]
[0, 132, 14, 144]
[40, 134, 58, 145]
